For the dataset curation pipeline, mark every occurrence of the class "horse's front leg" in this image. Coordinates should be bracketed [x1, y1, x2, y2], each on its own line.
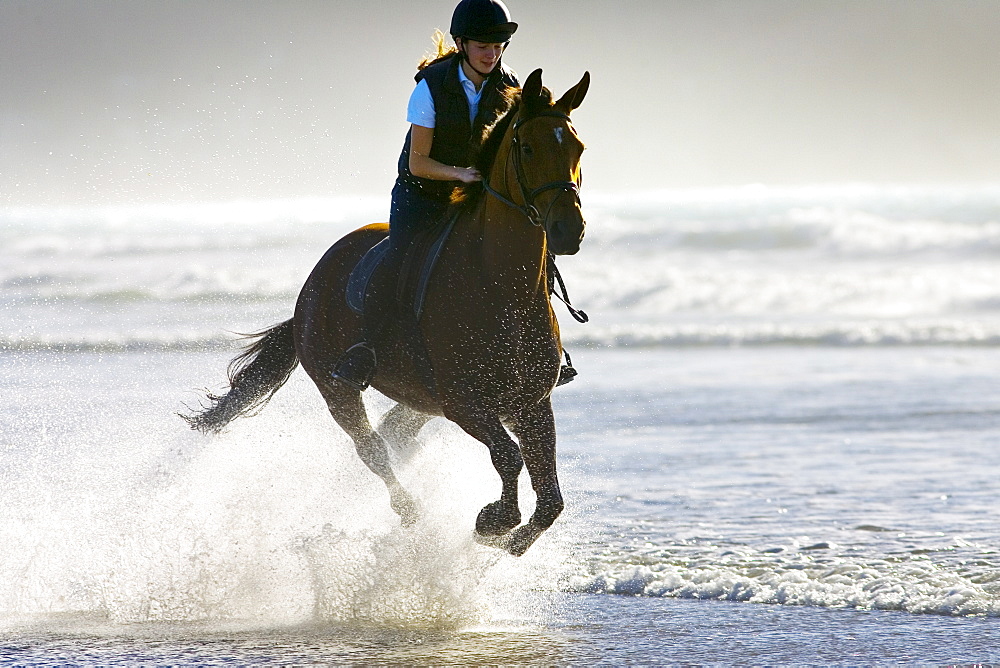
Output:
[505, 400, 563, 556]
[448, 411, 524, 536]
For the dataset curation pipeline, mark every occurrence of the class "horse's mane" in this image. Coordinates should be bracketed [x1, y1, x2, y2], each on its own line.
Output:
[451, 84, 555, 206]
[476, 85, 553, 176]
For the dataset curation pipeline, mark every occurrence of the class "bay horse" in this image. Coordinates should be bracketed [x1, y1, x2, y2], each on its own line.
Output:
[184, 69, 589, 557]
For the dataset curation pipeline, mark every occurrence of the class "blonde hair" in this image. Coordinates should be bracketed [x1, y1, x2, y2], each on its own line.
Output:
[418, 29, 459, 70]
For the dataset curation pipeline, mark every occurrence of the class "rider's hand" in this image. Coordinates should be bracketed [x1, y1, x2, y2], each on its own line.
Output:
[454, 167, 482, 183]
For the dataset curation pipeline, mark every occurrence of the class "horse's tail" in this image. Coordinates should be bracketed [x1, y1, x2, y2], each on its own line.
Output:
[182, 319, 299, 434]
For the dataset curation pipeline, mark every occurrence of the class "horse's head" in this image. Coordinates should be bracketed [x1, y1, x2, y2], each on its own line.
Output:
[493, 69, 590, 256]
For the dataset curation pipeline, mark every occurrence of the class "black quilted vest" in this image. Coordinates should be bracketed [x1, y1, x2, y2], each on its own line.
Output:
[396, 54, 518, 202]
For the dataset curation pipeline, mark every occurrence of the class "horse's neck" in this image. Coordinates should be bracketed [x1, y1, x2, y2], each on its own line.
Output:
[449, 130, 550, 306]
[475, 197, 548, 299]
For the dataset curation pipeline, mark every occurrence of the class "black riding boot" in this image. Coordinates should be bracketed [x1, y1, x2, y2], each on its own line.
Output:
[331, 248, 404, 392]
[331, 342, 378, 391]
[331, 183, 447, 392]
[332, 295, 390, 392]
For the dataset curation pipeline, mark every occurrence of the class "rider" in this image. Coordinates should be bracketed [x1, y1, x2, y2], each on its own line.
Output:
[332, 0, 520, 391]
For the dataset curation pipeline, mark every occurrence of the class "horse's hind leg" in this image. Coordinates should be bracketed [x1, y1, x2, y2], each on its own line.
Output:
[377, 403, 433, 464]
[319, 384, 419, 526]
[505, 400, 563, 556]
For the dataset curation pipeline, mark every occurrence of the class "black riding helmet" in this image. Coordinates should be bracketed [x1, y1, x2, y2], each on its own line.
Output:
[450, 0, 518, 44]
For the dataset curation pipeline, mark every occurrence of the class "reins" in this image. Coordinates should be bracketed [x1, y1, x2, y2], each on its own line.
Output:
[482, 109, 589, 324]
[482, 110, 581, 227]
[547, 250, 589, 323]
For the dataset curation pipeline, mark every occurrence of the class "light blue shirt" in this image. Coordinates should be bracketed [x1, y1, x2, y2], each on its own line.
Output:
[406, 63, 485, 128]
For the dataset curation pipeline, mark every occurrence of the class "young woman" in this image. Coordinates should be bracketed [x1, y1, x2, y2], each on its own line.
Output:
[333, 0, 520, 391]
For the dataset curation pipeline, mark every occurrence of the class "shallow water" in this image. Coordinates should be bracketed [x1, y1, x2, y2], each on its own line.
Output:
[2, 595, 1000, 665]
[1, 346, 999, 663]
[558, 347, 1000, 616]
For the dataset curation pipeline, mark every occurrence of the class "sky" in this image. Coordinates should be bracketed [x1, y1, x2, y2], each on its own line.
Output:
[2, 0, 999, 206]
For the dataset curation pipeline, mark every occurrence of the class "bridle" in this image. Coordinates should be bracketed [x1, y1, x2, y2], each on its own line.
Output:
[482, 110, 582, 228]
[481, 108, 590, 324]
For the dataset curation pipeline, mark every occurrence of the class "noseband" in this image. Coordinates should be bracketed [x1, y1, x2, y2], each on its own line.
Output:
[483, 110, 582, 228]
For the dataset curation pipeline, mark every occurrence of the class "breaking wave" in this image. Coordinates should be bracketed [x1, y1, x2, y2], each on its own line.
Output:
[562, 535, 1000, 617]
[3, 184, 1000, 351]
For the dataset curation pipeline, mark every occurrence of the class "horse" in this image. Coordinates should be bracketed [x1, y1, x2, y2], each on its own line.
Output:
[183, 69, 590, 557]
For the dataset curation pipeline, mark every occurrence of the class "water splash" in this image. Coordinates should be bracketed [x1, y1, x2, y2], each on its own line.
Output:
[0, 372, 564, 632]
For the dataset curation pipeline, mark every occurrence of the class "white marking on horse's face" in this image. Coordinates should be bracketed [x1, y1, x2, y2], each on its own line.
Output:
[554, 127, 564, 145]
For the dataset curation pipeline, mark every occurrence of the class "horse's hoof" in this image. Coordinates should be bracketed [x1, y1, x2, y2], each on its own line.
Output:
[475, 500, 521, 536]
[472, 524, 538, 557]
[503, 523, 542, 557]
[473, 531, 512, 551]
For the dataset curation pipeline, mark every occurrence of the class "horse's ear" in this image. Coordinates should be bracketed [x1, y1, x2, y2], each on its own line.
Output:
[522, 68, 544, 103]
[556, 71, 590, 113]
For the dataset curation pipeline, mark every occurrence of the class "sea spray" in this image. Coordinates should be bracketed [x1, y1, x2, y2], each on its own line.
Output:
[0, 369, 565, 631]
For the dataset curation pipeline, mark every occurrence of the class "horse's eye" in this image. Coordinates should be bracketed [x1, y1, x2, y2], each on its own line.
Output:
[521, 144, 533, 157]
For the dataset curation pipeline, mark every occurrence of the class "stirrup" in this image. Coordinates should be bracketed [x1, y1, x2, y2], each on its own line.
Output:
[556, 349, 579, 388]
[331, 343, 377, 391]
[556, 364, 578, 387]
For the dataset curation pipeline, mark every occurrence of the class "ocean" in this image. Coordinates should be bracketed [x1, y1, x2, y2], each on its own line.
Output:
[2, 184, 1000, 664]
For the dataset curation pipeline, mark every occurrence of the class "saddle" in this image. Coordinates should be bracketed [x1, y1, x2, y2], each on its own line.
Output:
[343, 209, 584, 391]
[346, 212, 458, 320]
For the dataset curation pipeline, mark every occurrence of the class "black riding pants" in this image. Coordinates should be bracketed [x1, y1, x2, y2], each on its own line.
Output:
[388, 180, 450, 255]
[362, 181, 450, 343]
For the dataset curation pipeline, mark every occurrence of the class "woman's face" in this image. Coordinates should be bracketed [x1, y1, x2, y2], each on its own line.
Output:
[461, 39, 505, 74]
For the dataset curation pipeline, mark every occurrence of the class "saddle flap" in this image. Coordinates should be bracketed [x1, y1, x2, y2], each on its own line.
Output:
[345, 212, 459, 320]
[346, 237, 390, 315]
